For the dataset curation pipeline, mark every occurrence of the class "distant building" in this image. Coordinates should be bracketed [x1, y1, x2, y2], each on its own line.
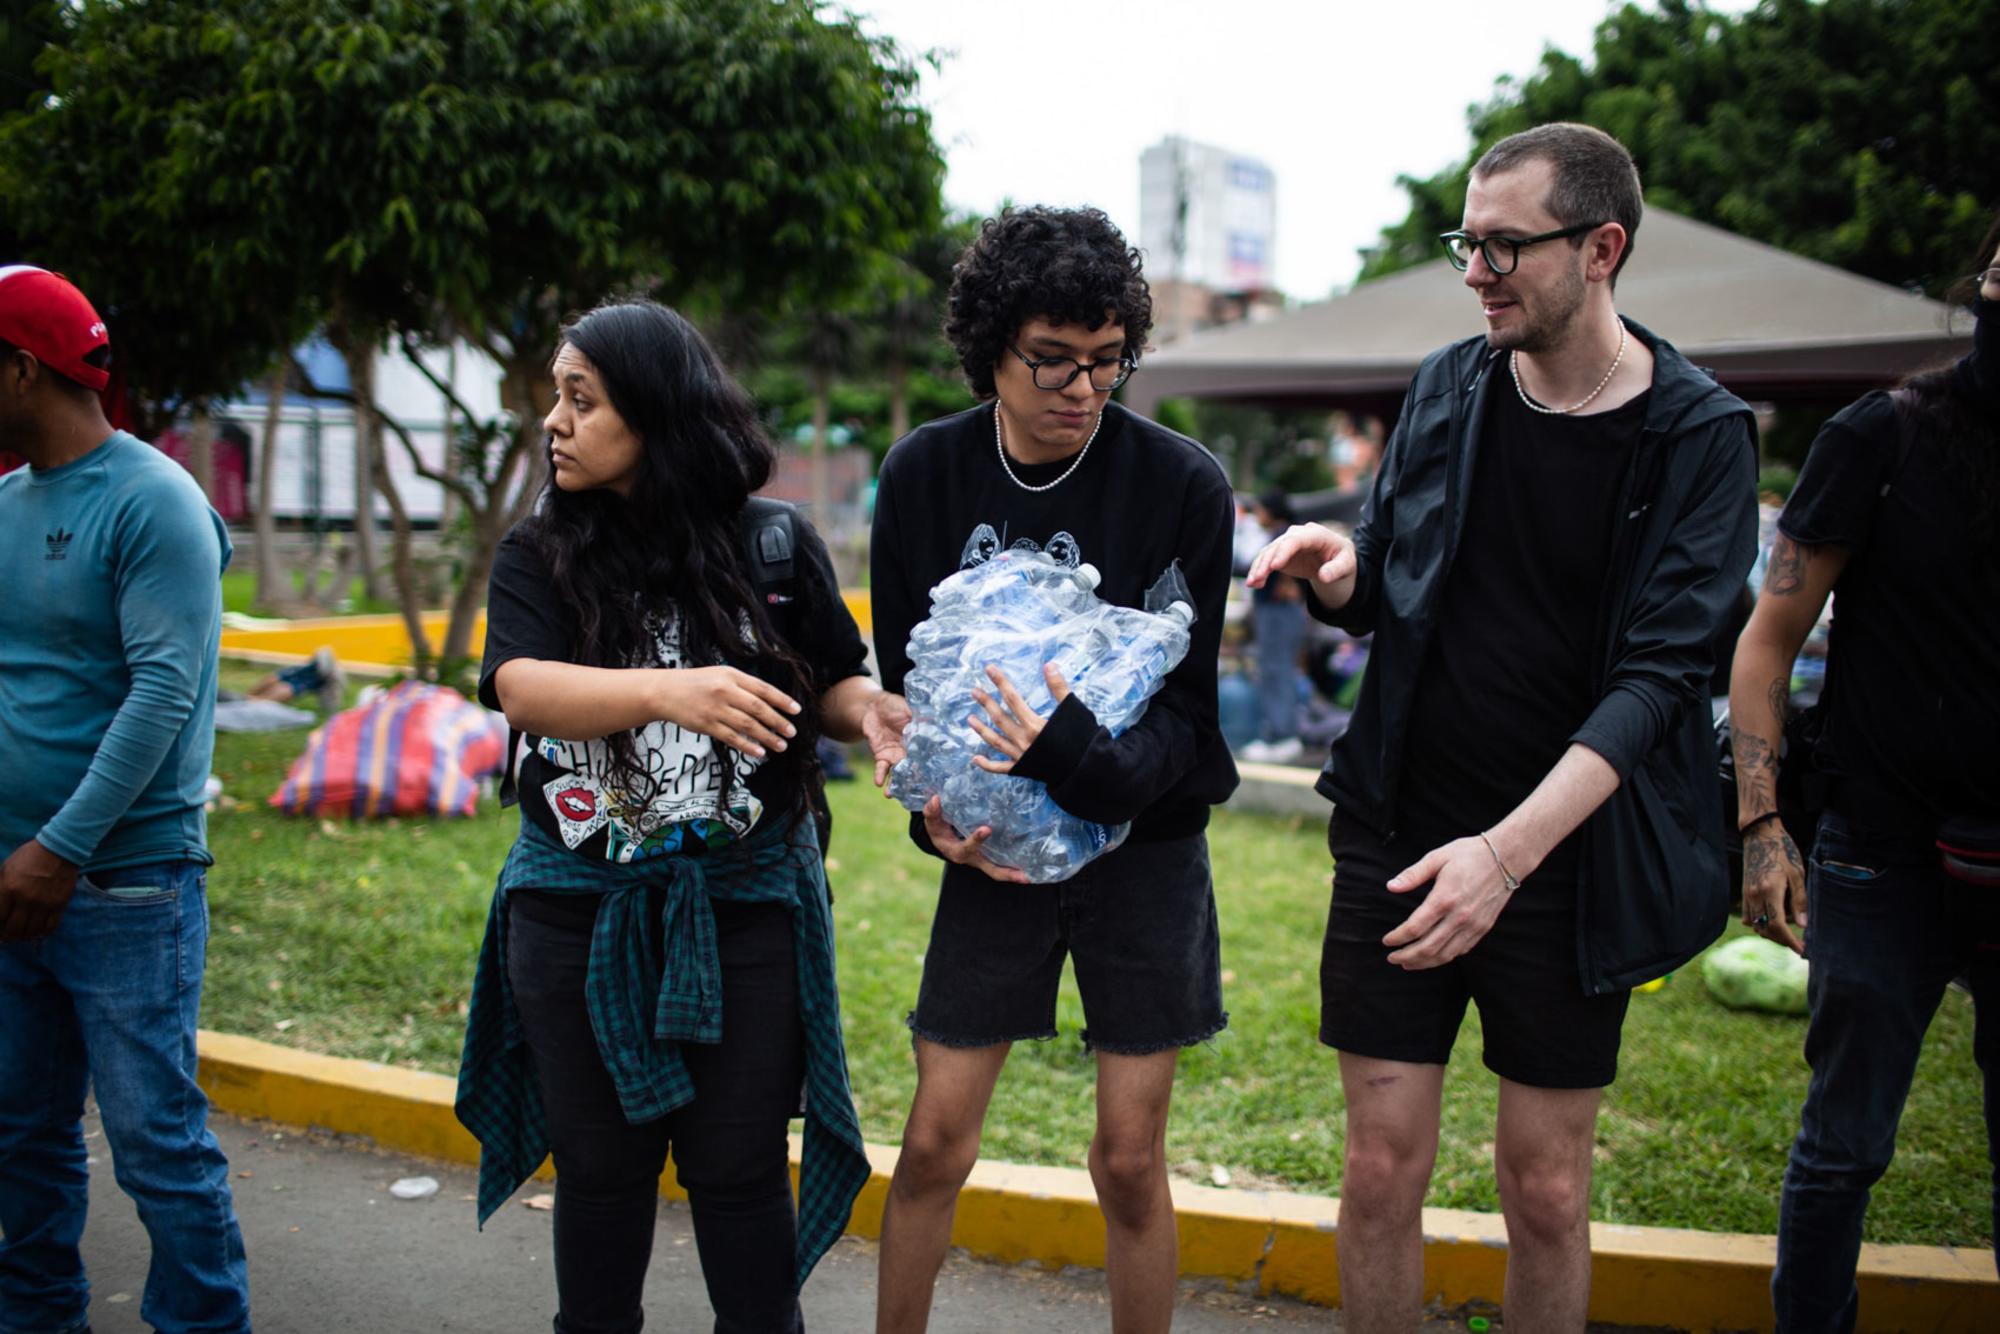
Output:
[1138, 137, 1282, 342]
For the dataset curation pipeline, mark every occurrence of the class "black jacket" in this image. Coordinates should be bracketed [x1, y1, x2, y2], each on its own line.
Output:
[1314, 319, 1758, 994]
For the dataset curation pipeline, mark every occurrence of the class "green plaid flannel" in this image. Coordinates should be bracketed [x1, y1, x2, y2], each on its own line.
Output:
[454, 814, 869, 1289]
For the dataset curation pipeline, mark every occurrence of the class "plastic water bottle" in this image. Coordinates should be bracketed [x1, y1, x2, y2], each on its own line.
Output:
[887, 552, 1193, 882]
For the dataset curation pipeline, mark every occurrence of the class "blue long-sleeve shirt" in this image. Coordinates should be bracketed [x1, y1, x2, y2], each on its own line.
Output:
[0, 432, 231, 872]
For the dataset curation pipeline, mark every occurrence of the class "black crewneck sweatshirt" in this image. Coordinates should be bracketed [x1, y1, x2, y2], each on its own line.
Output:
[870, 401, 1240, 852]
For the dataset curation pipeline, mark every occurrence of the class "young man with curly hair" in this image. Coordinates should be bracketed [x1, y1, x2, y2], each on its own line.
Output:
[861, 206, 1238, 1332]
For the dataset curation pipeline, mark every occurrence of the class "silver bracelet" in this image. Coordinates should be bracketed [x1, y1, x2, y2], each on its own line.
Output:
[1479, 831, 1522, 892]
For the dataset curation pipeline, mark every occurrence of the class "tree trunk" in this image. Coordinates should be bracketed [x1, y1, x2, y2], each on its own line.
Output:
[888, 350, 909, 443]
[373, 448, 434, 670]
[345, 339, 382, 601]
[440, 353, 549, 665]
[252, 364, 286, 610]
[809, 361, 830, 516]
[187, 402, 216, 503]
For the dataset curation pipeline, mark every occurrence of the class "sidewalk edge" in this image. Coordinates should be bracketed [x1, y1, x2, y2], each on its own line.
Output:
[195, 1030, 1998, 1330]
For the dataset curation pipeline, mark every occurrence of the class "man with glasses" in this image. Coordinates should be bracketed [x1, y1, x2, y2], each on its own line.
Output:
[863, 205, 1236, 1333]
[1250, 123, 1756, 1330]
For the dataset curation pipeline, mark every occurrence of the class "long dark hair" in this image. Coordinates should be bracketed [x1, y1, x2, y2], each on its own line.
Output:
[1896, 209, 2000, 554]
[519, 299, 821, 835]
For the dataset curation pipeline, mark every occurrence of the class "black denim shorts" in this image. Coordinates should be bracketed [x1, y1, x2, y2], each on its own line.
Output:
[908, 832, 1228, 1055]
[1319, 812, 1631, 1089]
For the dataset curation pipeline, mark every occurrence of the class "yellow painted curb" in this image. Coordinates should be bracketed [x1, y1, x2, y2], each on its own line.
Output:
[215, 591, 872, 672]
[194, 1031, 1997, 1329]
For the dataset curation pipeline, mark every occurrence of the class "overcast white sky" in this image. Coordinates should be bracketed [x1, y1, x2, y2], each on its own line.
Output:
[849, 0, 1746, 300]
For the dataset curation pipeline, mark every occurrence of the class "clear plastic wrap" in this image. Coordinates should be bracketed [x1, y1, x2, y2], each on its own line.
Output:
[887, 551, 1195, 882]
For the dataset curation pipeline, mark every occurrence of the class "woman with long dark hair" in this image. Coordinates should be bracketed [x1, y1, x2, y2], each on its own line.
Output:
[455, 300, 892, 1333]
[1731, 216, 2000, 1327]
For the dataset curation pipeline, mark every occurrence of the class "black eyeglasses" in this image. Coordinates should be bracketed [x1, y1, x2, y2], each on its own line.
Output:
[1008, 344, 1137, 392]
[1438, 222, 1606, 275]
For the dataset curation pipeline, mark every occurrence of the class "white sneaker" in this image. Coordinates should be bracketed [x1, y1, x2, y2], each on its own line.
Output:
[1239, 739, 1275, 763]
[1259, 737, 1305, 764]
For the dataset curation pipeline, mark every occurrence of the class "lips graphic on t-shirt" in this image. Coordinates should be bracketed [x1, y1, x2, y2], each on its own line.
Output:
[553, 786, 598, 822]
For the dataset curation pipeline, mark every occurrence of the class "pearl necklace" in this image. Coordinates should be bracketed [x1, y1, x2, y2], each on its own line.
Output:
[1511, 321, 1627, 415]
[993, 402, 1102, 493]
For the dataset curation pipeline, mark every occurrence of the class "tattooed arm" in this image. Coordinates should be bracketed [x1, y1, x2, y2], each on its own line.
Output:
[1728, 533, 1850, 953]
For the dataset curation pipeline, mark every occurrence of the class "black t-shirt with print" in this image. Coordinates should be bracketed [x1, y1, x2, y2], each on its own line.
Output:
[1394, 382, 1649, 881]
[868, 401, 1238, 845]
[478, 513, 869, 861]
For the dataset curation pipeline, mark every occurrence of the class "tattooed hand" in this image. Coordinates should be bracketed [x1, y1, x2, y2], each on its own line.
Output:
[1742, 822, 1806, 955]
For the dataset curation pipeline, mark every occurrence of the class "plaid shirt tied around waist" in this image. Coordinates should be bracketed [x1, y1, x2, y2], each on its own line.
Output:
[454, 813, 869, 1289]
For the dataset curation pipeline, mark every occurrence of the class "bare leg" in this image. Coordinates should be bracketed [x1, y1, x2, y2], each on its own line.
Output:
[875, 1039, 1011, 1334]
[1494, 1078, 1602, 1332]
[1091, 1049, 1180, 1334]
[245, 676, 295, 702]
[1334, 1053, 1446, 1334]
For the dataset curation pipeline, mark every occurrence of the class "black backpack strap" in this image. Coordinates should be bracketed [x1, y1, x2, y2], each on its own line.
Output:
[738, 496, 800, 618]
[735, 497, 834, 863]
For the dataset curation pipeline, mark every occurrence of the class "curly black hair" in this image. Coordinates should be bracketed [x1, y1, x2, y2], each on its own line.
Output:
[944, 206, 1153, 399]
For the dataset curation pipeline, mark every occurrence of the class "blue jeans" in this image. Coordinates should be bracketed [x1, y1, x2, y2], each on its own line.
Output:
[0, 861, 250, 1334]
[1251, 598, 1306, 742]
[1772, 810, 1999, 1332]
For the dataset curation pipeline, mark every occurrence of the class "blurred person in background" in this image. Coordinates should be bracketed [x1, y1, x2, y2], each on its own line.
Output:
[1240, 488, 1308, 764]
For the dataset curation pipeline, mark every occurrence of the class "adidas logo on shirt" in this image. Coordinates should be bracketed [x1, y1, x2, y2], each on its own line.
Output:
[45, 527, 72, 560]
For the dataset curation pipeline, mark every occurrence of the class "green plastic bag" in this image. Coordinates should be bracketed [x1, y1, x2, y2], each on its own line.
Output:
[1701, 936, 1810, 1016]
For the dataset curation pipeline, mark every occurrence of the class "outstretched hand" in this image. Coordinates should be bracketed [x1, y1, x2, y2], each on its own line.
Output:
[1246, 523, 1357, 594]
[861, 691, 914, 788]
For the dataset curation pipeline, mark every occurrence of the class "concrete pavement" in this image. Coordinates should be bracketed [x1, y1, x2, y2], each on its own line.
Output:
[74, 1109, 1356, 1332]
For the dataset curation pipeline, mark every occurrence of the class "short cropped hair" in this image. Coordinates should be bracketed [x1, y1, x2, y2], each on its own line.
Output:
[1474, 122, 1644, 282]
[945, 206, 1153, 398]
[0, 335, 105, 400]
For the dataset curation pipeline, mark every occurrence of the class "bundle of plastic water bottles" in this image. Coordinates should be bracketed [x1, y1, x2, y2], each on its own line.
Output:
[887, 550, 1195, 882]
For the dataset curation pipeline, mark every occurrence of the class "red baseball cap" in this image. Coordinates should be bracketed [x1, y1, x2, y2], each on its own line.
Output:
[0, 266, 111, 392]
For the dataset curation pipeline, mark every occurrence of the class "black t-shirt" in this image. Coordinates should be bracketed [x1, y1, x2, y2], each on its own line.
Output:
[477, 515, 869, 861]
[1394, 382, 1649, 881]
[1782, 390, 2000, 824]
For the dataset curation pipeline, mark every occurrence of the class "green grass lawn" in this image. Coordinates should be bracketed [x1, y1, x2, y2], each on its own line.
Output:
[200, 660, 1989, 1247]
[221, 568, 401, 617]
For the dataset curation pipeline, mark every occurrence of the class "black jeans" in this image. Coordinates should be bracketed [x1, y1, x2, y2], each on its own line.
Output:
[1772, 810, 2000, 1331]
[507, 890, 807, 1334]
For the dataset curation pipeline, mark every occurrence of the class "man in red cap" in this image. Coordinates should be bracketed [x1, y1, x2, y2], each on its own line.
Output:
[0, 267, 250, 1334]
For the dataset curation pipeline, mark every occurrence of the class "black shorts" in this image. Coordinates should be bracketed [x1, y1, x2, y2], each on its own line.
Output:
[1318, 812, 1630, 1089]
[908, 832, 1228, 1055]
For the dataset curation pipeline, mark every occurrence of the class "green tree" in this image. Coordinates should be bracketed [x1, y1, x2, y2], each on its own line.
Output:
[2, 0, 944, 670]
[1361, 0, 2000, 297]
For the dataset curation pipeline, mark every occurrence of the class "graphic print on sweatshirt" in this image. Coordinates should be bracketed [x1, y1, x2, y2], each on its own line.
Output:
[537, 609, 764, 863]
[960, 523, 1084, 570]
